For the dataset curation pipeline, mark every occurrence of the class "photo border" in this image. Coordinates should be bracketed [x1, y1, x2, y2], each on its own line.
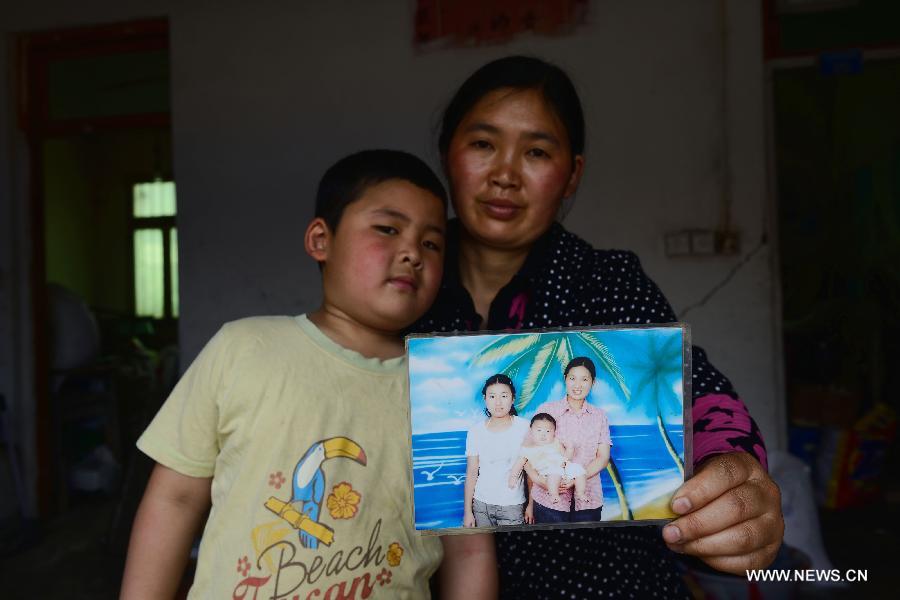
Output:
[406, 322, 693, 536]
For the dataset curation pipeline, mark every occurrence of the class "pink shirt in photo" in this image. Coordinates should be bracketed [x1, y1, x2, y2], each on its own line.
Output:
[529, 398, 612, 511]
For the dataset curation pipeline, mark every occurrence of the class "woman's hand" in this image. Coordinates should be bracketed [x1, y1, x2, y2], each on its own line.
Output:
[463, 510, 476, 528]
[463, 456, 479, 529]
[662, 452, 784, 574]
[558, 477, 575, 493]
[524, 501, 534, 524]
[524, 475, 535, 524]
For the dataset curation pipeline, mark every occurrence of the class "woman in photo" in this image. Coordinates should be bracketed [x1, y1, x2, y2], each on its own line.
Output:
[415, 55, 782, 597]
[525, 357, 611, 523]
[463, 374, 530, 527]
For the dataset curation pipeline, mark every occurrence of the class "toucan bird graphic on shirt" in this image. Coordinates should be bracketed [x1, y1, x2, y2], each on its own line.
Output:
[264, 436, 367, 549]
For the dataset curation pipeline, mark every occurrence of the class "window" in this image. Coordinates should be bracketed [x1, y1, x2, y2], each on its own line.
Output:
[132, 179, 178, 318]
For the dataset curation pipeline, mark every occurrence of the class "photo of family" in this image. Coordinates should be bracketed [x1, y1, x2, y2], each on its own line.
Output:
[408, 325, 690, 534]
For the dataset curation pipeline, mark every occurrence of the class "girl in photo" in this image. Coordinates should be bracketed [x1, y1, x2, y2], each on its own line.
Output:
[463, 374, 530, 527]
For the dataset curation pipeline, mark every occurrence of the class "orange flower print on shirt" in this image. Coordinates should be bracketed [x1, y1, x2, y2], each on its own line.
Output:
[326, 482, 362, 519]
[387, 542, 404, 567]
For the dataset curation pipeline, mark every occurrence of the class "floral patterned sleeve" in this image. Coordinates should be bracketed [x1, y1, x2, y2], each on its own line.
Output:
[592, 250, 768, 471]
[689, 350, 768, 470]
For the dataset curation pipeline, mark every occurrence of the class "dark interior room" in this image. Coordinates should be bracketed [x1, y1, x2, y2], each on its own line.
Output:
[1, 1, 898, 598]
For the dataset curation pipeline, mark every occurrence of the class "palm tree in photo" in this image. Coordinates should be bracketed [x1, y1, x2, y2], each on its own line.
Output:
[469, 331, 635, 518]
[469, 332, 629, 410]
[622, 331, 685, 475]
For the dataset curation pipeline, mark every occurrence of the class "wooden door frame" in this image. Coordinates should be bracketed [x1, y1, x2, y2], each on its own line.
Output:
[16, 17, 170, 515]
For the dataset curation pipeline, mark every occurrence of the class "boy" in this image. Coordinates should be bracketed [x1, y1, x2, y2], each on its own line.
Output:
[121, 150, 494, 599]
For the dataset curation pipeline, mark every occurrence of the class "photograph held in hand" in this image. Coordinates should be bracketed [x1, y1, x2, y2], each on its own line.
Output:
[407, 324, 691, 535]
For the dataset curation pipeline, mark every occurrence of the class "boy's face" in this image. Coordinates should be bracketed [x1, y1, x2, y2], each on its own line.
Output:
[531, 420, 555, 445]
[317, 179, 445, 333]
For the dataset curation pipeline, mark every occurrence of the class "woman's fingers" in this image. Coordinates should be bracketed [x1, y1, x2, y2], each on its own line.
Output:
[667, 511, 783, 558]
[661, 451, 784, 574]
[663, 476, 770, 544]
[670, 453, 759, 516]
[690, 541, 782, 575]
[663, 472, 781, 544]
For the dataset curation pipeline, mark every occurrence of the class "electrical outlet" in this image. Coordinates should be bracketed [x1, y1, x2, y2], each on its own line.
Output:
[716, 230, 741, 255]
[664, 231, 691, 257]
[664, 229, 740, 257]
[690, 230, 716, 255]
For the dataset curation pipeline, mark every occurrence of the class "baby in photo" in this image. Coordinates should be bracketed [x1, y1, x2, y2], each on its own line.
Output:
[509, 413, 589, 506]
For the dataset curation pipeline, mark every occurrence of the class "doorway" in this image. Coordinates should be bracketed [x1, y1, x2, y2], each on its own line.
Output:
[18, 18, 176, 518]
[770, 50, 900, 594]
[773, 56, 900, 418]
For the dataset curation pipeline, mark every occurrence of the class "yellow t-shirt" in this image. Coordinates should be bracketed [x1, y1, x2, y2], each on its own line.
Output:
[137, 315, 442, 599]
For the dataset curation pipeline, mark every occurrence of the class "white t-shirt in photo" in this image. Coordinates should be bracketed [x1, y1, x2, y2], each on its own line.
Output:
[465, 416, 530, 506]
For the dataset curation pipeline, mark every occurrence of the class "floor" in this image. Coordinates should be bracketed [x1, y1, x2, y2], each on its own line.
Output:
[0, 498, 125, 599]
[0, 450, 191, 600]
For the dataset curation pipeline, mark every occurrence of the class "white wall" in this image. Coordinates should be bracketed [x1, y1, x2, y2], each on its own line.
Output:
[1, 0, 784, 514]
[170, 0, 783, 448]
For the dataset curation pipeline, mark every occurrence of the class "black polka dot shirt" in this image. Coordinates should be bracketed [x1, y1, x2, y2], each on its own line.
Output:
[412, 220, 768, 599]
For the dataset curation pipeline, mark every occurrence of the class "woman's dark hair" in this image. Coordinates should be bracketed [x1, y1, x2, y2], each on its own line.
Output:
[530, 412, 557, 429]
[438, 56, 585, 161]
[564, 356, 596, 380]
[481, 373, 518, 417]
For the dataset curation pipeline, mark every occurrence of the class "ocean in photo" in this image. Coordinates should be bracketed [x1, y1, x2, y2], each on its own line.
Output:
[412, 424, 684, 530]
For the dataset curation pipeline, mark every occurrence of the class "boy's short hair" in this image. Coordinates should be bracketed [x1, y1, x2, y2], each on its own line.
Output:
[530, 412, 557, 429]
[315, 149, 448, 232]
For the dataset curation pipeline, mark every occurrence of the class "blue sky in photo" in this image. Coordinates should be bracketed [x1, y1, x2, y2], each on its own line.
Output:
[408, 327, 685, 434]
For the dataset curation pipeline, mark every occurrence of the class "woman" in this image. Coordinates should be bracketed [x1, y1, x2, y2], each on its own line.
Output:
[418, 56, 783, 598]
[463, 374, 530, 528]
[526, 357, 611, 524]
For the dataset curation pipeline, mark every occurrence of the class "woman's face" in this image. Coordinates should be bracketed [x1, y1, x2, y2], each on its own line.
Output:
[445, 88, 584, 251]
[484, 382, 514, 418]
[565, 365, 594, 401]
